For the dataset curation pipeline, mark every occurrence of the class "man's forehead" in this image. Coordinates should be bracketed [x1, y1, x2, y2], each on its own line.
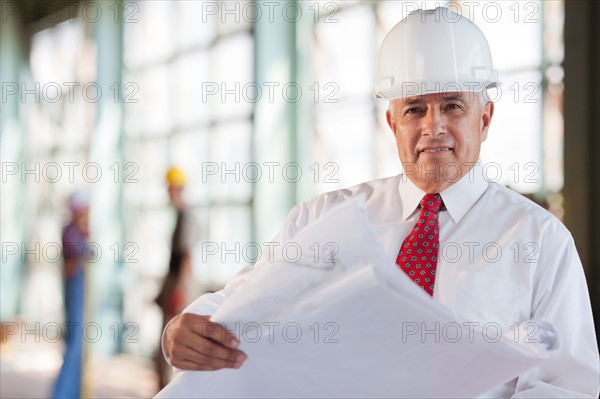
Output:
[398, 92, 473, 105]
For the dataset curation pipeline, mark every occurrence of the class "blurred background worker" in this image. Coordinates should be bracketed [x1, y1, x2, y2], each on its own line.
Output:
[52, 190, 90, 399]
[154, 167, 198, 388]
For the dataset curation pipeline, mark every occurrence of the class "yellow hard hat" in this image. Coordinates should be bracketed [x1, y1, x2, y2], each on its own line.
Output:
[166, 167, 186, 188]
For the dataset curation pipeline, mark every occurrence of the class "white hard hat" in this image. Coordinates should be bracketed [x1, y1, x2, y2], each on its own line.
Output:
[374, 7, 499, 100]
[69, 189, 90, 211]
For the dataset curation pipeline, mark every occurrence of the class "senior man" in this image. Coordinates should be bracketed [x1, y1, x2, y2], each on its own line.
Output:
[162, 8, 599, 397]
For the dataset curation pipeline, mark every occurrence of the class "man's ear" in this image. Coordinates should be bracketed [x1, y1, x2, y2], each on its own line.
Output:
[386, 109, 395, 133]
[480, 101, 494, 142]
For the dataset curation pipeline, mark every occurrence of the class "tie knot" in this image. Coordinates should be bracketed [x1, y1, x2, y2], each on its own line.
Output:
[420, 193, 443, 212]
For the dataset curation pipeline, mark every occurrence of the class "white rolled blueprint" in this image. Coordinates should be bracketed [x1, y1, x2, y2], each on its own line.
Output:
[156, 196, 558, 398]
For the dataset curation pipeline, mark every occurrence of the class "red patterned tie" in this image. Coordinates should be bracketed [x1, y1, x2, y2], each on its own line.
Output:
[396, 193, 444, 296]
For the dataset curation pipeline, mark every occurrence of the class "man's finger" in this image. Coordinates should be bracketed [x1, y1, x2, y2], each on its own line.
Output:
[174, 359, 240, 372]
[183, 348, 245, 370]
[190, 318, 240, 349]
[180, 334, 246, 365]
[172, 325, 246, 367]
[171, 342, 246, 370]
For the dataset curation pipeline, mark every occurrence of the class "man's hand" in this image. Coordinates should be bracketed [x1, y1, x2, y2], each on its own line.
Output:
[164, 313, 247, 371]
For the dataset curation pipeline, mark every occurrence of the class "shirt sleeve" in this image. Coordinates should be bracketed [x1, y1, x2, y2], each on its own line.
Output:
[512, 231, 599, 398]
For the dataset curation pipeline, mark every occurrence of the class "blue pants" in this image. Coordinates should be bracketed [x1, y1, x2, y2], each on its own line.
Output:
[52, 268, 84, 399]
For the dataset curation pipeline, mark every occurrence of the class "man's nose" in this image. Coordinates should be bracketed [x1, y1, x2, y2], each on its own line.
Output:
[421, 107, 446, 138]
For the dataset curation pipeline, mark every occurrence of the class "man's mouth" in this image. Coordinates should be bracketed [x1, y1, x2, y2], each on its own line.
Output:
[419, 147, 452, 153]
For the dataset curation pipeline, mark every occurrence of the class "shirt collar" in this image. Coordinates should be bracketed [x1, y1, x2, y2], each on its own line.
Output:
[398, 161, 489, 223]
[440, 162, 489, 223]
[398, 176, 426, 221]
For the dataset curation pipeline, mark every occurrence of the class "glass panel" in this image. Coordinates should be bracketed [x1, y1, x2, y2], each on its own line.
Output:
[542, 0, 565, 200]
[187, 206, 212, 292]
[140, 64, 172, 135]
[465, 0, 543, 71]
[129, 208, 173, 277]
[122, 278, 162, 356]
[123, 70, 144, 138]
[314, 100, 375, 191]
[314, 5, 374, 99]
[177, 1, 216, 50]
[136, 1, 175, 65]
[30, 20, 85, 84]
[169, 130, 212, 205]
[215, 0, 251, 36]
[23, 101, 55, 153]
[375, 100, 402, 178]
[209, 121, 253, 203]
[205, 205, 252, 286]
[544, 0, 564, 65]
[61, 99, 90, 151]
[213, 33, 254, 120]
[123, 138, 170, 207]
[173, 50, 210, 127]
[123, 9, 143, 69]
[543, 80, 564, 193]
[480, 70, 543, 193]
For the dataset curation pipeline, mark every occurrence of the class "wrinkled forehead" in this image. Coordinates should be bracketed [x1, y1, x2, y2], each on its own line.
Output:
[397, 92, 479, 105]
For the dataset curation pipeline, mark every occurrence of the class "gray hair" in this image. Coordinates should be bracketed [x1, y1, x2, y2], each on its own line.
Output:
[388, 91, 489, 114]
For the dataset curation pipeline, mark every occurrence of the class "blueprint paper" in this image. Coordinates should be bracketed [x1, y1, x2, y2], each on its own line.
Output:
[156, 198, 558, 399]
[211, 194, 388, 328]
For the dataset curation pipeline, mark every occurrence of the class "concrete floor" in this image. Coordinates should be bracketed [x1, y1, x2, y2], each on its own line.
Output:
[1, 331, 160, 398]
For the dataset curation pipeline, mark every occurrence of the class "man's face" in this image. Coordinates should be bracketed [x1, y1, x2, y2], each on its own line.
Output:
[73, 207, 89, 233]
[386, 92, 494, 193]
[168, 185, 184, 206]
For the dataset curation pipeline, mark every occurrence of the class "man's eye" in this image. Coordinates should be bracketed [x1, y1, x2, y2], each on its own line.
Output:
[405, 107, 422, 114]
[446, 103, 462, 110]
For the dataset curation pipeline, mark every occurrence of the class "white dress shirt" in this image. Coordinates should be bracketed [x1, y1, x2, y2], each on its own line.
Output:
[179, 162, 599, 398]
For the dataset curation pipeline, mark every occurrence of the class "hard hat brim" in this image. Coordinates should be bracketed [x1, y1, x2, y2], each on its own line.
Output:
[374, 80, 499, 101]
